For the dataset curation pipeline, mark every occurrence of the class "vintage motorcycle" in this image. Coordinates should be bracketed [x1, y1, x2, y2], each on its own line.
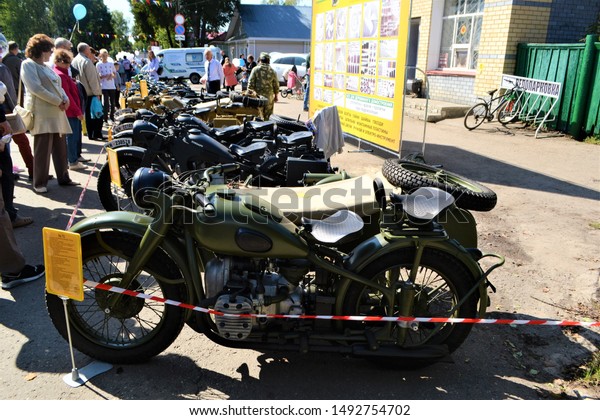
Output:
[98, 119, 331, 212]
[46, 163, 504, 366]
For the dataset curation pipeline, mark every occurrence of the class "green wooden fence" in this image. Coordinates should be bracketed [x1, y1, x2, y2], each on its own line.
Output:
[515, 35, 600, 138]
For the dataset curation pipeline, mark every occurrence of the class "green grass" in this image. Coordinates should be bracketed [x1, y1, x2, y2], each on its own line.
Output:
[581, 352, 600, 385]
[590, 222, 600, 230]
[584, 135, 600, 145]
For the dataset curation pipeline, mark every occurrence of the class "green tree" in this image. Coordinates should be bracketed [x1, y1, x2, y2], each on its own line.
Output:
[181, 0, 239, 46]
[132, 2, 176, 49]
[0, 0, 54, 47]
[110, 10, 133, 56]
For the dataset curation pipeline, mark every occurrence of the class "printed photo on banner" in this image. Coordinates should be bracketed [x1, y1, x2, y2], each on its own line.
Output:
[362, 1, 379, 38]
[348, 5, 361, 39]
[380, 0, 401, 37]
[315, 13, 324, 42]
[336, 7, 347, 39]
[325, 10, 335, 40]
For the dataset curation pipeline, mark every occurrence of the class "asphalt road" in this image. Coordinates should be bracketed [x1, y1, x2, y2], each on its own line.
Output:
[1, 92, 599, 401]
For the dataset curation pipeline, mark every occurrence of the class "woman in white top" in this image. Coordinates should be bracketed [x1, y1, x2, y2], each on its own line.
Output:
[96, 49, 117, 123]
[146, 50, 159, 82]
[20, 34, 78, 193]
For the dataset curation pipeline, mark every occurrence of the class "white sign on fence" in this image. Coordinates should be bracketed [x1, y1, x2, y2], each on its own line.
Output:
[501, 75, 561, 98]
[500, 74, 562, 138]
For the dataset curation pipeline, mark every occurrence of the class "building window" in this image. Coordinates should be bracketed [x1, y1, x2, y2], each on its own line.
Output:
[439, 0, 484, 70]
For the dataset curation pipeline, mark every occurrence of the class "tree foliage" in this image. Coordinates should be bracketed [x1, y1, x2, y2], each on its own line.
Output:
[0, 0, 113, 52]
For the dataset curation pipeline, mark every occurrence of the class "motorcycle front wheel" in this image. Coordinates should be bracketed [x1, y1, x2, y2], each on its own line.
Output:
[97, 154, 144, 212]
[46, 231, 187, 364]
[342, 248, 478, 366]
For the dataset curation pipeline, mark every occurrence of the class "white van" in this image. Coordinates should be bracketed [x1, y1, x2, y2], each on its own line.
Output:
[157, 47, 222, 84]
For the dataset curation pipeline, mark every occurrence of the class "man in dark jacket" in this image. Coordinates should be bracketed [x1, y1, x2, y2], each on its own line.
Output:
[0, 105, 45, 289]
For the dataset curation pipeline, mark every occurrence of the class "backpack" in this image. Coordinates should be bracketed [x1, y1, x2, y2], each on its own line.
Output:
[157, 64, 164, 76]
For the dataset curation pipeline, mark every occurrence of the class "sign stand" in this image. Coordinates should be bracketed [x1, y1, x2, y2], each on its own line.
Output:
[43, 227, 113, 388]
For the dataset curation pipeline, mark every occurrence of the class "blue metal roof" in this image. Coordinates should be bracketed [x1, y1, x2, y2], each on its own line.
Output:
[239, 5, 312, 39]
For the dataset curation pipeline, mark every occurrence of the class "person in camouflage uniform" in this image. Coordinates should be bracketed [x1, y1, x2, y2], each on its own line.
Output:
[248, 52, 279, 120]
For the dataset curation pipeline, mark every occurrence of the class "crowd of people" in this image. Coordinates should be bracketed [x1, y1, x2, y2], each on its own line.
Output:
[0, 31, 311, 290]
[0, 33, 158, 290]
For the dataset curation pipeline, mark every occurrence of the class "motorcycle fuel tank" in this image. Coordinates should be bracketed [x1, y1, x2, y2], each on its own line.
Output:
[192, 191, 309, 258]
[171, 130, 237, 169]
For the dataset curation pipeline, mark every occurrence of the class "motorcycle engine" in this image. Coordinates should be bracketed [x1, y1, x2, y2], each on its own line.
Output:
[205, 257, 305, 340]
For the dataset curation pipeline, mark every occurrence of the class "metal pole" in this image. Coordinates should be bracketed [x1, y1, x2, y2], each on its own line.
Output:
[399, 0, 414, 158]
[61, 297, 80, 382]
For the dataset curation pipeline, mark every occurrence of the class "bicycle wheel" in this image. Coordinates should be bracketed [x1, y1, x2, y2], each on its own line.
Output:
[497, 99, 521, 125]
[464, 103, 488, 130]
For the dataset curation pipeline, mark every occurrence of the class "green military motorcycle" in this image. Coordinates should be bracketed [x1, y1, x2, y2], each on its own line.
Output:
[46, 163, 503, 366]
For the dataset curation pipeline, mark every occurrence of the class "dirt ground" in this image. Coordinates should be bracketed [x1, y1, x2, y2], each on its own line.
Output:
[0, 96, 598, 401]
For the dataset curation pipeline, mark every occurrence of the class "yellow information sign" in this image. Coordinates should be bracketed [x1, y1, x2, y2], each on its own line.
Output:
[106, 147, 121, 187]
[43, 228, 83, 301]
[139, 79, 149, 98]
[309, 0, 411, 152]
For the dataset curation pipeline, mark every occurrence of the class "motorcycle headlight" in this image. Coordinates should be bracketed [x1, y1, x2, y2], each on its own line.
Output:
[131, 167, 170, 209]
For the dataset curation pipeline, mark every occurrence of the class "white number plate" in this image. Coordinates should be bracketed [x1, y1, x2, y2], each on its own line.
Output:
[106, 138, 133, 149]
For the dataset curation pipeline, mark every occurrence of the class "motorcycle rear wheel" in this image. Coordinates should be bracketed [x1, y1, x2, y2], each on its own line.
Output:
[342, 248, 478, 366]
[46, 231, 187, 364]
[97, 154, 144, 212]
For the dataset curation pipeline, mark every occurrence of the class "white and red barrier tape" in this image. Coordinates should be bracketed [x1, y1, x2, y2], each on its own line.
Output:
[65, 146, 106, 230]
[84, 280, 600, 327]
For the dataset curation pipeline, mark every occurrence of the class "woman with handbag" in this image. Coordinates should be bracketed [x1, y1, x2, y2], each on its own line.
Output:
[20, 34, 78, 193]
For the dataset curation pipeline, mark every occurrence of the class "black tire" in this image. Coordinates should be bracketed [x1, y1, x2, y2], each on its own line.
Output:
[46, 231, 187, 364]
[464, 103, 488, 130]
[497, 99, 521, 125]
[342, 248, 478, 365]
[97, 153, 144, 212]
[382, 159, 497, 212]
[280, 89, 289, 98]
[269, 114, 307, 134]
[189, 73, 200, 84]
[229, 92, 244, 103]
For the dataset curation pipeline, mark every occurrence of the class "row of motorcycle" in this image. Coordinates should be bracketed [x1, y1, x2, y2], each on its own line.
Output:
[45, 77, 505, 369]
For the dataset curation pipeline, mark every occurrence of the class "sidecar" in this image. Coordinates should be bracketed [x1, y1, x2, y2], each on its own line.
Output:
[230, 173, 479, 251]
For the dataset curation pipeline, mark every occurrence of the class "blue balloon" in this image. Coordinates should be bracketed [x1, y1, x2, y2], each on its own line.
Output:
[73, 4, 87, 21]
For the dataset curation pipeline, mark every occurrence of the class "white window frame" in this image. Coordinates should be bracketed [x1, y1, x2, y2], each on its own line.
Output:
[439, 0, 484, 71]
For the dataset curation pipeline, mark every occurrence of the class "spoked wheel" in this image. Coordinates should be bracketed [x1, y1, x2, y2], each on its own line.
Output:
[464, 103, 488, 130]
[382, 159, 497, 211]
[342, 249, 479, 366]
[497, 99, 521, 125]
[97, 154, 144, 212]
[45, 231, 187, 364]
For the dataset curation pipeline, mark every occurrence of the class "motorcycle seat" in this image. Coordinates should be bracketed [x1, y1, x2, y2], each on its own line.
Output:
[389, 187, 455, 223]
[301, 210, 364, 245]
[212, 125, 242, 139]
[229, 141, 268, 159]
[247, 120, 275, 133]
[278, 131, 313, 148]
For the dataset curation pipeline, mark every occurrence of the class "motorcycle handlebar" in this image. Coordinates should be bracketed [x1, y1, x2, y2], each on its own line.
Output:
[202, 163, 240, 182]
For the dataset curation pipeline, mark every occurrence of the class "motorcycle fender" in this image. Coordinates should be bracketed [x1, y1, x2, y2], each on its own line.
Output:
[69, 211, 193, 290]
[342, 234, 488, 316]
[111, 146, 147, 160]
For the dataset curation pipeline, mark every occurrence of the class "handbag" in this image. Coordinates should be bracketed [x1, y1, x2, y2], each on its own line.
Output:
[90, 96, 103, 119]
[10, 73, 34, 132]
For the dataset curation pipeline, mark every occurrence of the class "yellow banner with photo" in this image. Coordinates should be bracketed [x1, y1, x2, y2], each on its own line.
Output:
[309, 0, 410, 152]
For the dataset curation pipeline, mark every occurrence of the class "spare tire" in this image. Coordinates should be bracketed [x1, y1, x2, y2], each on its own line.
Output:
[269, 114, 308, 134]
[382, 159, 497, 212]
